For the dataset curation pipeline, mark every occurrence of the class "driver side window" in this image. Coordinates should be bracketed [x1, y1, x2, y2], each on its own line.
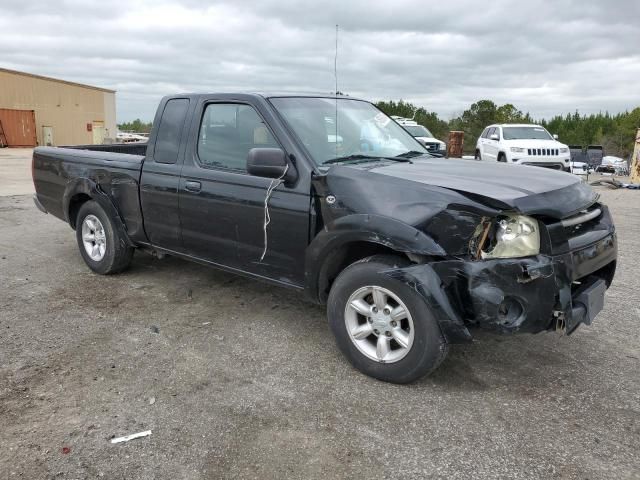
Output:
[197, 103, 279, 171]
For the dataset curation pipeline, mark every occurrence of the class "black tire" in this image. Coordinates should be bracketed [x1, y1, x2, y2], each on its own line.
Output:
[475, 149, 481, 160]
[497, 153, 507, 162]
[75, 200, 134, 274]
[327, 255, 449, 383]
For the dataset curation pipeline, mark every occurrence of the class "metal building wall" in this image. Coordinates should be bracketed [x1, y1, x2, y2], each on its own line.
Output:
[0, 68, 117, 146]
[0, 109, 37, 146]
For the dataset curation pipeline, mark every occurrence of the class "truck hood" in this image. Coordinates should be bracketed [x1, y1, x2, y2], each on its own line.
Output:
[356, 157, 597, 218]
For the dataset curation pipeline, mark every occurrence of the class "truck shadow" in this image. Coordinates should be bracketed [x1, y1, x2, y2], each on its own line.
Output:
[423, 330, 592, 393]
[129, 252, 594, 393]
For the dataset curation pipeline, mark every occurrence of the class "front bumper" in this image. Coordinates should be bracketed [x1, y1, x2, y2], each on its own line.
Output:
[385, 232, 617, 343]
[510, 155, 570, 170]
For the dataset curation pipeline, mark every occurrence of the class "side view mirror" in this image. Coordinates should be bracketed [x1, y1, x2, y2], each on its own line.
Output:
[247, 148, 296, 182]
[490, 134, 499, 141]
[553, 134, 559, 140]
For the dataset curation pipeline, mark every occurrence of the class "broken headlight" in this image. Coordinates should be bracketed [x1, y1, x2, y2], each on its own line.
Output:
[482, 215, 540, 259]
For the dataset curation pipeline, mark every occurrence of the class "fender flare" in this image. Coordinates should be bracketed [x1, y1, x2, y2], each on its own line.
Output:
[62, 177, 134, 247]
[304, 214, 446, 302]
[384, 263, 472, 343]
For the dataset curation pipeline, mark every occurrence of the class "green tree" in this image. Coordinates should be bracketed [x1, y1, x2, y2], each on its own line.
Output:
[376, 100, 449, 140]
[496, 104, 525, 123]
[377, 98, 639, 157]
[117, 118, 153, 133]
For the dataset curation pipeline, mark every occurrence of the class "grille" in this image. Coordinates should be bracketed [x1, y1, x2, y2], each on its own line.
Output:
[527, 148, 558, 156]
[562, 206, 601, 228]
[425, 142, 439, 151]
[561, 203, 603, 239]
[545, 202, 613, 258]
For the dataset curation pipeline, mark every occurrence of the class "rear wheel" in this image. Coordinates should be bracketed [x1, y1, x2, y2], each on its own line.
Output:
[475, 149, 482, 160]
[327, 255, 449, 383]
[75, 200, 134, 274]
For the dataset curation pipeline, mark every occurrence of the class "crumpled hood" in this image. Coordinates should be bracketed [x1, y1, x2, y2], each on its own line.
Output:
[361, 158, 598, 218]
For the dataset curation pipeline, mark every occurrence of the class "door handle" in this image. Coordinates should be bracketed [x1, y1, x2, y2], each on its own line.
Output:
[185, 180, 201, 193]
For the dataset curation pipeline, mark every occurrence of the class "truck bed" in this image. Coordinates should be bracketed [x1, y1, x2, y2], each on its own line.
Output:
[66, 142, 148, 156]
[32, 145, 146, 243]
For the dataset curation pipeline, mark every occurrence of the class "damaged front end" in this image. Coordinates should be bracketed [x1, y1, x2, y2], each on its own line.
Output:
[310, 163, 617, 344]
[384, 204, 617, 343]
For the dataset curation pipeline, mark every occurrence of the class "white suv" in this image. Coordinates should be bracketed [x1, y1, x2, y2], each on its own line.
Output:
[475, 124, 571, 171]
[391, 116, 446, 155]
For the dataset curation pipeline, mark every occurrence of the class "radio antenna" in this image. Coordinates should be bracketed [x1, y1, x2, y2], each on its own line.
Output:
[334, 24, 339, 158]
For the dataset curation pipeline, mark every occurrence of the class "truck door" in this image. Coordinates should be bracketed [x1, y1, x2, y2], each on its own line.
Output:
[140, 97, 191, 251]
[178, 100, 309, 287]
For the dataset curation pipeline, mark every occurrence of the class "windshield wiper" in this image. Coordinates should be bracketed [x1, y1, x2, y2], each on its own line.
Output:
[323, 154, 376, 165]
[396, 150, 428, 159]
[323, 154, 413, 166]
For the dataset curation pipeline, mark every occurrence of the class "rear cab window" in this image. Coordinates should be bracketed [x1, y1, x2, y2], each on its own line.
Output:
[153, 98, 190, 164]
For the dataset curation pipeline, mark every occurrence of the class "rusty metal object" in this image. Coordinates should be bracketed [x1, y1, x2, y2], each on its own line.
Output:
[474, 218, 492, 259]
[0, 108, 37, 147]
[631, 128, 640, 183]
[447, 130, 464, 158]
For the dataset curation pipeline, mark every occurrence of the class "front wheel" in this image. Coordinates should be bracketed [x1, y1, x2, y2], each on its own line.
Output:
[75, 200, 134, 274]
[327, 255, 449, 383]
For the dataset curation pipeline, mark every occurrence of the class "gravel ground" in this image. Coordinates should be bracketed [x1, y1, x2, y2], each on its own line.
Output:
[0, 148, 34, 196]
[0, 155, 639, 479]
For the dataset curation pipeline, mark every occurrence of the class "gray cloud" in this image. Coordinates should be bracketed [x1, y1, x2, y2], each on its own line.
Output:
[1, 0, 638, 121]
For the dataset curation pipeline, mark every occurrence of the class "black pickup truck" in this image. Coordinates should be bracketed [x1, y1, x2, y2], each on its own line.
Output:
[32, 93, 617, 383]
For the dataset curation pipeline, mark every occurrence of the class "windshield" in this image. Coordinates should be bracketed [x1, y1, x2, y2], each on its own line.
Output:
[402, 124, 434, 138]
[270, 97, 427, 165]
[502, 126, 553, 140]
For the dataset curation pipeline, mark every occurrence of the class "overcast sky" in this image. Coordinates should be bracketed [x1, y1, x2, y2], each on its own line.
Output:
[2, 0, 638, 122]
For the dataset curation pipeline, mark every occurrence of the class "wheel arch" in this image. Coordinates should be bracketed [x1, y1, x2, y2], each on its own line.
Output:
[62, 178, 134, 246]
[305, 214, 446, 303]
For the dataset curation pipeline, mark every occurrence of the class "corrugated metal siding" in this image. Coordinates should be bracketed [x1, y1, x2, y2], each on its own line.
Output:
[0, 109, 37, 147]
[0, 69, 116, 146]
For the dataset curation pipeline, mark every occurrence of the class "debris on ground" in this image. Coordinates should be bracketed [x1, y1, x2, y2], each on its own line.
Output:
[110, 430, 152, 444]
[590, 179, 640, 189]
[148, 397, 156, 405]
[150, 325, 160, 334]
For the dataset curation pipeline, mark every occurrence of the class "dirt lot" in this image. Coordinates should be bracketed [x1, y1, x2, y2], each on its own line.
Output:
[0, 149, 34, 196]
[1, 150, 639, 479]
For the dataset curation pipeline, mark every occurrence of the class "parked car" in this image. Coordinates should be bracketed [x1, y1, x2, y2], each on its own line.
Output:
[475, 124, 571, 171]
[116, 131, 149, 143]
[597, 155, 629, 175]
[569, 161, 592, 175]
[391, 116, 446, 156]
[32, 93, 617, 383]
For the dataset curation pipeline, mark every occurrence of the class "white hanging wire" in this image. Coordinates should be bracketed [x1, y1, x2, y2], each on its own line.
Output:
[259, 163, 290, 262]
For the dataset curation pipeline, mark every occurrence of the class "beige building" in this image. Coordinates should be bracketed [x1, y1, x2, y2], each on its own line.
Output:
[0, 68, 116, 147]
